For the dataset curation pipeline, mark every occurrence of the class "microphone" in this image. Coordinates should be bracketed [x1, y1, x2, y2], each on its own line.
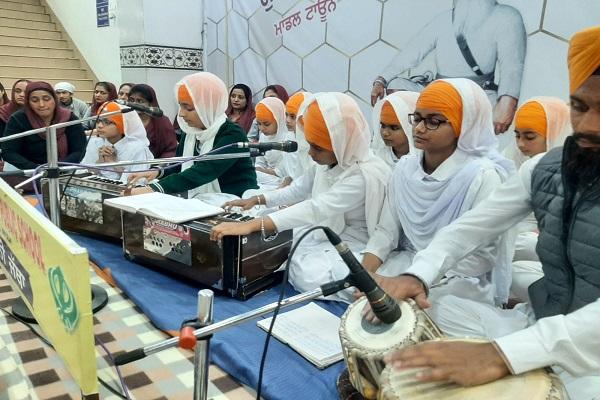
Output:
[115, 100, 164, 117]
[236, 141, 298, 153]
[322, 227, 402, 324]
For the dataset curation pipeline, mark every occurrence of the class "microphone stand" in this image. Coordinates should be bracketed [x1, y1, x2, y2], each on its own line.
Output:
[114, 278, 352, 400]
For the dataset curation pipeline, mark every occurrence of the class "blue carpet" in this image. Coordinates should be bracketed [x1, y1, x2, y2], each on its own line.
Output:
[71, 233, 347, 400]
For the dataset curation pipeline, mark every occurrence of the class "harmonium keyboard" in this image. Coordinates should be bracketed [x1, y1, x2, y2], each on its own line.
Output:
[121, 211, 293, 299]
[41, 174, 129, 241]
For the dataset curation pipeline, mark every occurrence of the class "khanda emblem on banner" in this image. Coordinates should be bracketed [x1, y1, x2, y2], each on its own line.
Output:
[48, 267, 80, 333]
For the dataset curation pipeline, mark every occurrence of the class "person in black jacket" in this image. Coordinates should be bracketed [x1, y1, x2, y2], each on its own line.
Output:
[0, 81, 86, 170]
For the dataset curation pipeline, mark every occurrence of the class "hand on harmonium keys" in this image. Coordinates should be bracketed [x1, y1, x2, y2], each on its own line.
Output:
[210, 220, 260, 242]
[383, 340, 511, 387]
[361, 274, 430, 324]
[222, 196, 261, 211]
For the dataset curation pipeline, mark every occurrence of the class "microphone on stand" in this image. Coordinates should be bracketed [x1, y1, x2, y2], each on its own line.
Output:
[322, 227, 402, 324]
[115, 100, 164, 117]
[236, 141, 298, 153]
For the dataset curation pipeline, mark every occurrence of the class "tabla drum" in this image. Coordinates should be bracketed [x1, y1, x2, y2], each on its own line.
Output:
[338, 297, 443, 399]
[377, 340, 569, 400]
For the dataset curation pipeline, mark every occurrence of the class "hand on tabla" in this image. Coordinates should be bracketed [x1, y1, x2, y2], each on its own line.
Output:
[383, 341, 510, 386]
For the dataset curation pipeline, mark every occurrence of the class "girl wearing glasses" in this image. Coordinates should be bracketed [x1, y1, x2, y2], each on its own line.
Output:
[81, 101, 154, 182]
[362, 78, 516, 313]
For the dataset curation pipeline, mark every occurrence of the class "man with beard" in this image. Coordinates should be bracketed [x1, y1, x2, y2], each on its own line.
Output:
[374, 26, 600, 399]
[371, 0, 526, 135]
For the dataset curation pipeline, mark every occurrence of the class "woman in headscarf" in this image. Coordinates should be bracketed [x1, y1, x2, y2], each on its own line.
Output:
[81, 101, 153, 182]
[0, 79, 30, 136]
[211, 92, 391, 302]
[362, 78, 515, 308]
[225, 83, 255, 135]
[506, 97, 571, 300]
[371, 91, 420, 168]
[82, 81, 118, 131]
[250, 97, 294, 191]
[128, 84, 177, 159]
[263, 84, 290, 104]
[127, 72, 257, 200]
[1, 81, 86, 170]
[0, 81, 9, 107]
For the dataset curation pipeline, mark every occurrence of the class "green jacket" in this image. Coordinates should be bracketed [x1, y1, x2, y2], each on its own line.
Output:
[150, 120, 258, 197]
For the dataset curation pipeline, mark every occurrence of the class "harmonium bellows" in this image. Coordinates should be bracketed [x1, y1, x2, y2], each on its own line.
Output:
[41, 175, 127, 241]
[121, 212, 293, 300]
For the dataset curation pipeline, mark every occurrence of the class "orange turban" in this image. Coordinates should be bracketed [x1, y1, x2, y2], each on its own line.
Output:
[98, 101, 124, 135]
[302, 101, 332, 151]
[177, 84, 194, 105]
[515, 101, 547, 137]
[255, 102, 275, 123]
[568, 26, 600, 94]
[416, 80, 463, 136]
[380, 100, 400, 126]
[286, 92, 306, 115]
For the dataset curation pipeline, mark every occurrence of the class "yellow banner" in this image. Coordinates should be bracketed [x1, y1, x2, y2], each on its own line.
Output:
[0, 180, 97, 396]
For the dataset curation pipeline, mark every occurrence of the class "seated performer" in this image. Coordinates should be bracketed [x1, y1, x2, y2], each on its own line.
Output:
[379, 26, 600, 400]
[127, 72, 257, 199]
[362, 79, 514, 308]
[247, 84, 290, 142]
[371, 91, 419, 167]
[128, 84, 178, 159]
[211, 92, 390, 302]
[1, 81, 86, 170]
[252, 97, 293, 191]
[507, 98, 571, 302]
[81, 101, 153, 182]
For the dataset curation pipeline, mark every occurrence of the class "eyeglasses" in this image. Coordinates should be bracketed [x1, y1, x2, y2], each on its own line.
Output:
[96, 118, 115, 126]
[408, 113, 448, 130]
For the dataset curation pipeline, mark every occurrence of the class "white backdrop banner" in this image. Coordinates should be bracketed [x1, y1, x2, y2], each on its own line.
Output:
[204, 0, 600, 132]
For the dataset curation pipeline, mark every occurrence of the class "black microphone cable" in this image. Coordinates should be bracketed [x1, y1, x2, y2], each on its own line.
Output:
[256, 225, 331, 400]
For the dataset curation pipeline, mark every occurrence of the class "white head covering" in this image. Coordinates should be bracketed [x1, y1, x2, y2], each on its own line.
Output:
[114, 102, 149, 145]
[504, 97, 572, 167]
[175, 72, 228, 196]
[298, 92, 391, 236]
[256, 96, 292, 168]
[371, 91, 420, 167]
[54, 82, 75, 93]
[393, 78, 514, 304]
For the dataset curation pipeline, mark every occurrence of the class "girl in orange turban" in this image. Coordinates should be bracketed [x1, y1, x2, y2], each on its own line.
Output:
[212, 92, 391, 303]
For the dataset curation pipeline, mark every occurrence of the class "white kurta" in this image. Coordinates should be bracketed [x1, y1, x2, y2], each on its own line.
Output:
[404, 155, 600, 399]
[81, 136, 154, 182]
[366, 151, 503, 305]
[264, 163, 368, 302]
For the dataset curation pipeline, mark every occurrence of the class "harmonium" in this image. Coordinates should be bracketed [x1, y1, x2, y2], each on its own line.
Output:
[41, 174, 129, 241]
[121, 211, 293, 299]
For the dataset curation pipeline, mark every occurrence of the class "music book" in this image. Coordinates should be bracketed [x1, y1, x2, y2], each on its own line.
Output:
[104, 192, 224, 223]
[257, 302, 343, 369]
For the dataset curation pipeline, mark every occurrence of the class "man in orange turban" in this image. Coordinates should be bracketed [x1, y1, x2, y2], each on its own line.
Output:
[374, 26, 600, 400]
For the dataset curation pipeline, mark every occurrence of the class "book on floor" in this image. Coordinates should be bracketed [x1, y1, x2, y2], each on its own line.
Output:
[257, 302, 343, 369]
[104, 192, 224, 224]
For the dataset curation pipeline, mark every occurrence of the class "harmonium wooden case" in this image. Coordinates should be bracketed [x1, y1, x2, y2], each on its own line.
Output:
[41, 174, 129, 241]
[121, 211, 293, 299]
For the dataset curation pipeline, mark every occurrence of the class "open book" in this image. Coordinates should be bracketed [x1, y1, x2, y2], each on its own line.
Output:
[257, 302, 343, 369]
[104, 192, 224, 223]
